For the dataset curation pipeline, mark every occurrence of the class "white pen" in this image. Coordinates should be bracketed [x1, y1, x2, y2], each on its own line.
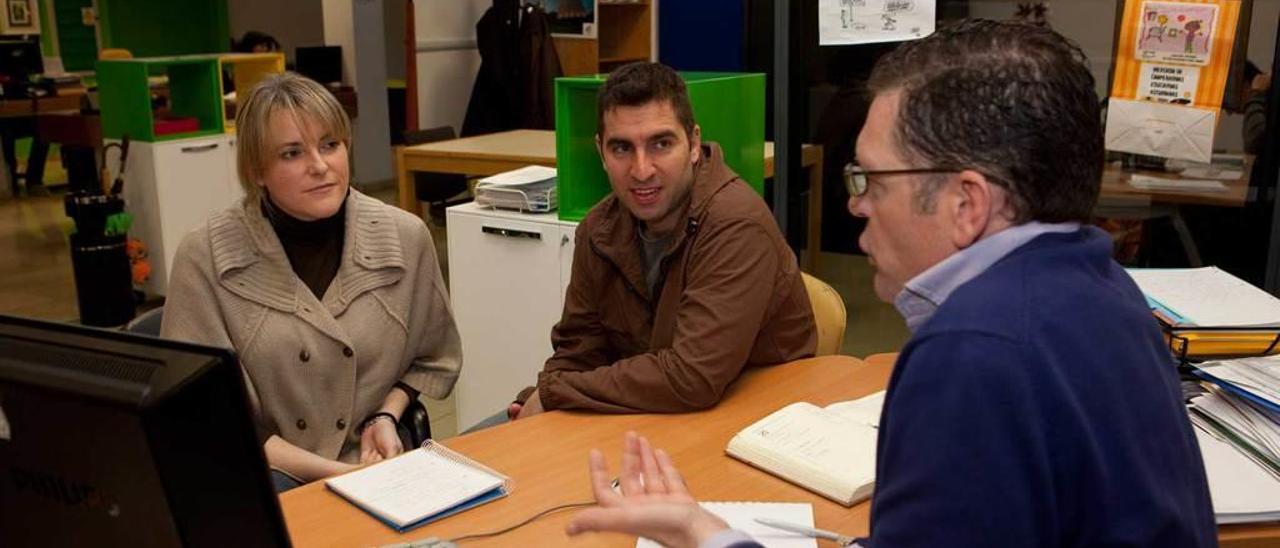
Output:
[754, 518, 858, 546]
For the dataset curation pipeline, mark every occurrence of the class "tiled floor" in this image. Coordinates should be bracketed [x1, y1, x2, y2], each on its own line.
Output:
[0, 183, 908, 439]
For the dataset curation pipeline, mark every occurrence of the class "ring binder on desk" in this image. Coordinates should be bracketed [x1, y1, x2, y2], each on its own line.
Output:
[1160, 319, 1280, 363]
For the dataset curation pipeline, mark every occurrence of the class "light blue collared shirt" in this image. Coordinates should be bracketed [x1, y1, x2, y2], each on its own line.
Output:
[894, 221, 1082, 332]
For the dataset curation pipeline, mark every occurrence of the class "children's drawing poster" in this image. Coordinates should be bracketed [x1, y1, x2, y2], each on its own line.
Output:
[1104, 0, 1240, 162]
[1135, 2, 1218, 66]
[1112, 0, 1239, 109]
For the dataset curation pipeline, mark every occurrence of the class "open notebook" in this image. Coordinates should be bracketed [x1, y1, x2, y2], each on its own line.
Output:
[324, 441, 511, 532]
[726, 392, 884, 507]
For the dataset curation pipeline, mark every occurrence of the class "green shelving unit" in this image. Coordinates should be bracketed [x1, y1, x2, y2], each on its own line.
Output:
[554, 72, 766, 222]
[98, 56, 225, 142]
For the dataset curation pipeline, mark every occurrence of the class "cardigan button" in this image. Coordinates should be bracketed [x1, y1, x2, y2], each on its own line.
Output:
[299, 350, 310, 362]
[343, 346, 354, 357]
[296, 419, 308, 430]
[336, 418, 347, 430]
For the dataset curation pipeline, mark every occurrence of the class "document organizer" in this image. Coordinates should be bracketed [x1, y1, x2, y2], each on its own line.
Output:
[1158, 317, 1280, 363]
[475, 183, 558, 213]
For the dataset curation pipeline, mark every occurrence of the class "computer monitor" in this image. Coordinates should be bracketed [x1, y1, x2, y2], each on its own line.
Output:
[295, 46, 343, 85]
[0, 37, 43, 97]
[0, 315, 291, 547]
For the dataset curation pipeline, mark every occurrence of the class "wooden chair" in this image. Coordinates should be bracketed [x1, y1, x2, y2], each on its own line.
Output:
[802, 272, 847, 356]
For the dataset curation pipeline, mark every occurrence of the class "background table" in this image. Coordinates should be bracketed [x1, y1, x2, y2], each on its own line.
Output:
[396, 129, 826, 272]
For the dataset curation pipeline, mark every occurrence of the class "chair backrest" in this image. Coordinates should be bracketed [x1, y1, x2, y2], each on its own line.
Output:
[99, 48, 133, 60]
[124, 306, 164, 337]
[801, 272, 847, 356]
[405, 126, 469, 203]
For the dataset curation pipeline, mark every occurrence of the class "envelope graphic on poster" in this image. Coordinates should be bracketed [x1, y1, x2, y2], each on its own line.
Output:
[1105, 98, 1216, 163]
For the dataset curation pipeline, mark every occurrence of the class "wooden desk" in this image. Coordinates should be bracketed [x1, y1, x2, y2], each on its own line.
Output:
[281, 355, 883, 547]
[863, 353, 1280, 548]
[0, 93, 82, 118]
[396, 129, 826, 272]
[1099, 164, 1249, 208]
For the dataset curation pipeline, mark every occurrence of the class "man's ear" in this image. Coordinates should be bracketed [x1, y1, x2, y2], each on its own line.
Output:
[947, 170, 1004, 249]
[689, 125, 702, 163]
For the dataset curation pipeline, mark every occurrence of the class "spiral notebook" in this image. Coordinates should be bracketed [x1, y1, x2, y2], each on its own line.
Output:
[324, 440, 512, 532]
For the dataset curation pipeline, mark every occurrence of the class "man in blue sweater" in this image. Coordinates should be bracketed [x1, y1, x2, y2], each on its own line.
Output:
[563, 19, 1217, 548]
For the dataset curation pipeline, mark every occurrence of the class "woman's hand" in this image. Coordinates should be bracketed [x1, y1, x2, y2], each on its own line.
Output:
[359, 416, 404, 464]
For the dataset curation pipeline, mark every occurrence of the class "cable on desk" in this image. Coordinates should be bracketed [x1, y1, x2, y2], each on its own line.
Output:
[448, 500, 595, 543]
[379, 501, 598, 547]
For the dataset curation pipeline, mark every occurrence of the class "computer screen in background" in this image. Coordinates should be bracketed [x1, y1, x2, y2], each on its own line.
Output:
[0, 315, 291, 548]
[295, 45, 343, 86]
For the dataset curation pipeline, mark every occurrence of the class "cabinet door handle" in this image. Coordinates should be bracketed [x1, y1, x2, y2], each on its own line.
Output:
[482, 226, 542, 240]
[180, 143, 220, 153]
[561, 234, 570, 246]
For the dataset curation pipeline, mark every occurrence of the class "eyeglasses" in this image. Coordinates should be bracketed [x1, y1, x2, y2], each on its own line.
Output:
[843, 164, 961, 197]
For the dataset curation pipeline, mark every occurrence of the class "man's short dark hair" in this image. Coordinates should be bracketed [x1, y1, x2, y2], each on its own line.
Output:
[868, 19, 1102, 223]
[597, 62, 696, 138]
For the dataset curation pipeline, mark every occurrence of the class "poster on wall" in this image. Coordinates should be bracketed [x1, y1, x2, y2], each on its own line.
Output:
[545, 0, 596, 38]
[1105, 0, 1240, 163]
[0, 0, 39, 35]
[818, 0, 936, 46]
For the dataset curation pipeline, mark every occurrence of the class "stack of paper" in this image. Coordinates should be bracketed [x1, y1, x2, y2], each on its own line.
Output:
[1126, 267, 1280, 327]
[475, 165, 558, 212]
[1188, 357, 1280, 523]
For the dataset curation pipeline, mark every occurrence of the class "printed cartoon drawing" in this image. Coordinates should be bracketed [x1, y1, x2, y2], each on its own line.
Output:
[1134, 1, 1217, 65]
[1140, 11, 1168, 46]
[881, 13, 897, 31]
[1183, 19, 1204, 53]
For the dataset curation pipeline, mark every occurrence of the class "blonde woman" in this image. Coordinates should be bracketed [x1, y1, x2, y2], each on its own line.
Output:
[162, 73, 461, 490]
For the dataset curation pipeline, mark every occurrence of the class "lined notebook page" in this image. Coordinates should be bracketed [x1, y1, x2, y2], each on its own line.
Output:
[325, 448, 503, 528]
[1127, 267, 1280, 327]
[637, 502, 818, 548]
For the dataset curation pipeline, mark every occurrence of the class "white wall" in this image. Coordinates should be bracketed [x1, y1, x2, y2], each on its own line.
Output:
[413, 0, 487, 134]
[969, 0, 1278, 152]
[227, 0, 325, 64]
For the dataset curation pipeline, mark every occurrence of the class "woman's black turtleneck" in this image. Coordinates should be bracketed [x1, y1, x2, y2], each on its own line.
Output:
[262, 196, 346, 300]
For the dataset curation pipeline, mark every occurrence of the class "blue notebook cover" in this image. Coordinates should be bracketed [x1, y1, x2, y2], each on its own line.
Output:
[323, 441, 513, 533]
[1192, 367, 1280, 415]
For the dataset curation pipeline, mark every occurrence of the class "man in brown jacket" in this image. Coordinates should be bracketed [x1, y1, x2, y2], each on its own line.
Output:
[511, 63, 815, 418]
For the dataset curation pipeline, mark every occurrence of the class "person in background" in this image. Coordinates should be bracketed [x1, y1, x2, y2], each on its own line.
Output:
[235, 30, 281, 54]
[507, 63, 815, 420]
[564, 20, 1215, 548]
[1243, 60, 1271, 155]
[161, 73, 461, 491]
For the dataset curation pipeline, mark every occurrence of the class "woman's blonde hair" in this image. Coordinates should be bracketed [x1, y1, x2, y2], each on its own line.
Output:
[235, 72, 352, 203]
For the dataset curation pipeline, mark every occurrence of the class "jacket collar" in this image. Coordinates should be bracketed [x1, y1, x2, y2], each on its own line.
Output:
[589, 142, 740, 299]
[208, 189, 406, 327]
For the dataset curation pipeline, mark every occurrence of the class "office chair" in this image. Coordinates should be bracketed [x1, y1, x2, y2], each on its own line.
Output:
[123, 305, 433, 443]
[123, 306, 164, 336]
[404, 126, 470, 222]
[801, 273, 847, 356]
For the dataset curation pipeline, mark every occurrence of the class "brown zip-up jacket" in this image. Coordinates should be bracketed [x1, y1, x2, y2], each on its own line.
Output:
[533, 143, 816, 413]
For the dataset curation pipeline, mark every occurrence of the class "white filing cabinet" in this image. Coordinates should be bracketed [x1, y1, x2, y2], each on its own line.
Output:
[114, 133, 242, 296]
[446, 203, 577, 429]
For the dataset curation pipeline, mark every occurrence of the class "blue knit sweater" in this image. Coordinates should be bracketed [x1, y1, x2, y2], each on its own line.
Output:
[864, 228, 1216, 547]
